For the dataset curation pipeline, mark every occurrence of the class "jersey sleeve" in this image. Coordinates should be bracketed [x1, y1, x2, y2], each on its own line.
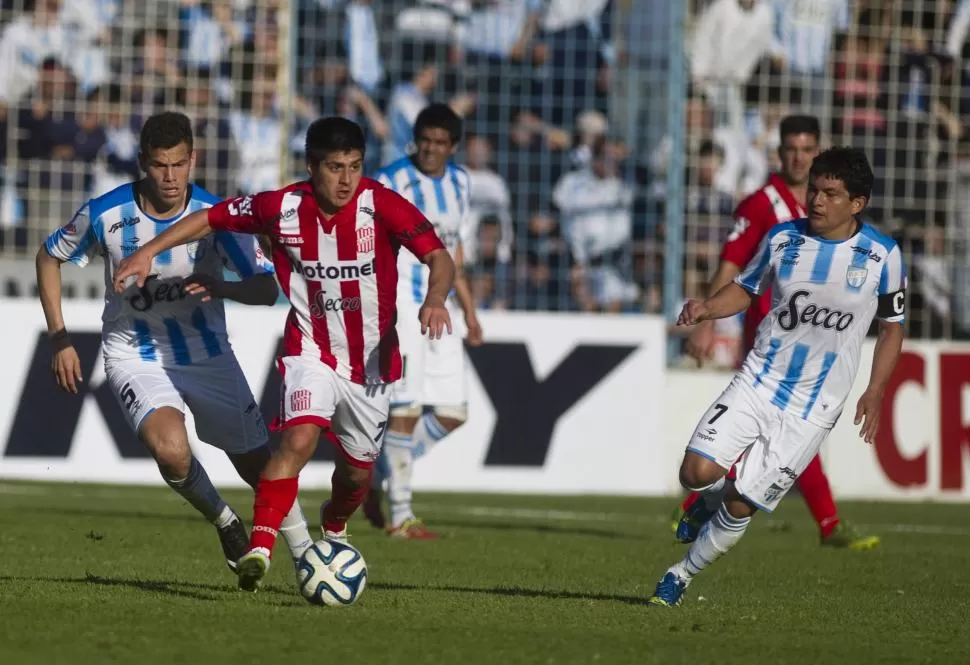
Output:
[44, 203, 100, 267]
[375, 169, 393, 189]
[721, 195, 772, 268]
[375, 186, 445, 259]
[876, 243, 907, 323]
[215, 231, 275, 279]
[207, 192, 272, 234]
[734, 232, 775, 296]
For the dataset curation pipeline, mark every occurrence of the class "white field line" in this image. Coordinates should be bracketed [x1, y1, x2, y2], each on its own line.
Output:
[2, 483, 967, 537]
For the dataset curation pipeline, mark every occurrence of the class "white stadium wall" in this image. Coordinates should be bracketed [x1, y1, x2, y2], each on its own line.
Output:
[1, 299, 968, 501]
[0, 302, 669, 495]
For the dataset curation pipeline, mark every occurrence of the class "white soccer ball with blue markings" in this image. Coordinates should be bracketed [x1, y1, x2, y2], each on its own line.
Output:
[297, 539, 368, 607]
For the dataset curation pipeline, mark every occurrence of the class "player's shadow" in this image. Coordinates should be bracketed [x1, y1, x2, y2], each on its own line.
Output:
[369, 581, 652, 606]
[0, 573, 298, 603]
[428, 517, 639, 541]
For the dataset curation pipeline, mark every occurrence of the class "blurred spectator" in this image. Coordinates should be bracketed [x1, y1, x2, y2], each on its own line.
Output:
[90, 82, 139, 197]
[552, 137, 638, 313]
[229, 64, 280, 194]
[691, 0, 773, 136]
[770, 0, 850, 131]
[179, 0, 247, 71]
[182, 67, 235, 197]
[0, 0, 64, 107]
[345, 0, 383, 94]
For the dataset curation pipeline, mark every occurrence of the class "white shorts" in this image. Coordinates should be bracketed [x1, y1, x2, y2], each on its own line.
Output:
[104, 353, 268, 455]
[275, 355, 392, 468]
[391, 301, 467, 408]
[686, 376, 830, 513]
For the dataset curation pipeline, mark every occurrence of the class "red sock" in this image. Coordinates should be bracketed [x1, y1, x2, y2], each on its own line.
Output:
[250, 476, 299, 555]
[797, 456, 839, 537]
[322, 468, 371, 533]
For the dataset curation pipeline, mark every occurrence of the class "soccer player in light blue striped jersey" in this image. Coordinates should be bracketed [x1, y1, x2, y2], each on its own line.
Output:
[35, 112, 313, 576]
[366, 103, 483, 539]
[648, 147, 906, 607]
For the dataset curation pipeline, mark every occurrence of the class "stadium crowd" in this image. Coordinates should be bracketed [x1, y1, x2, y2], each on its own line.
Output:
[0, 0, 967, 354]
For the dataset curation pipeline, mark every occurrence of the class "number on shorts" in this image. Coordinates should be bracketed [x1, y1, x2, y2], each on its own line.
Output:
[375, 420, 387, 443]
[708, 403, 728, 424]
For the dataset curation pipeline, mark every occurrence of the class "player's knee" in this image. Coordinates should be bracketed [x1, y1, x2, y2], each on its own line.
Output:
[139, 409, 191, 477]
[432, 405, 467, 431]
[679, 454, 724, 491]
[280, 425, 320, 465]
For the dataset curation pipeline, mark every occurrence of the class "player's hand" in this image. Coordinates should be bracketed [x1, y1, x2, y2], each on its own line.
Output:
[113, 250, 153, 293]
[464, 314, 484, 347]
[184, 273, 223, 302]
[854, 389, 883, 445]
[51, 346, 83, 394]
[677, 299, 711, 327]
[685, 319, 716, 361]
[419, 300, 452, 340]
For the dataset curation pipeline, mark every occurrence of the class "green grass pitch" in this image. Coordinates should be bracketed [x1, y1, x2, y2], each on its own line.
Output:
[1, 481, 968, 664]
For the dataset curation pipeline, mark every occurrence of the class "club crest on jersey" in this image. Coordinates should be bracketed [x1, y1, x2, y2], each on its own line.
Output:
[186, 240, 204, 260]
[357, 227, 375, 254]
[846, 266, 868, 289]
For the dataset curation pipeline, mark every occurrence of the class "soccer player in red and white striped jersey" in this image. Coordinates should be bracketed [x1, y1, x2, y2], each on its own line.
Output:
[114, 117, 456, 591]
[677, 115, 879, 550]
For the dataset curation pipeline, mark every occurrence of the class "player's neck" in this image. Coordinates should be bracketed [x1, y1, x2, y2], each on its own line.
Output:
[135, 180, 188, 220]
[782, 176, 808, 206]
[817, 218, 861, 242]
[411, 155, 445, 179]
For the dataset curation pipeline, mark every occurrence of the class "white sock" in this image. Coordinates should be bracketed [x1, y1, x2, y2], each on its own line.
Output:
[673, 503, 751, 579]
[383, 430, 415, 528]
[279, 499, 313, 559]
[700, 476, 728, 511]
[410, 412, 451, 461]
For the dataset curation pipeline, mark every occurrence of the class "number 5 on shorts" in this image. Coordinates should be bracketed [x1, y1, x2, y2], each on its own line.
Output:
[708, 403, 728, 424]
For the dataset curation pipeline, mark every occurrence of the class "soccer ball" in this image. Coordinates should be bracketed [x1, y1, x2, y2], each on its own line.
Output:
[296, 538, 368, 607]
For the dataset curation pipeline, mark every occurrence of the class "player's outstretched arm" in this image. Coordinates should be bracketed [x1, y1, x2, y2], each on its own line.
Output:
[113, 208, 213, 293]
[419, 248, 456, 340]
[686, 259, 743, 359]
[855, 321, 904, 445]
[35, 247, 82, 394]
[184, 272, 279, 306]
[678, 282, 753, 327]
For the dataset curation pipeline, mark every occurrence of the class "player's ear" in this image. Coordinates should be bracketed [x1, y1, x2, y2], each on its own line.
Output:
[850, 195, 867, 216]
[189, 150, 197, 171]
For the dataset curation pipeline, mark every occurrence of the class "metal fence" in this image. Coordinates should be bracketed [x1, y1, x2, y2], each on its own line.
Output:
[0, 0, 966, 365]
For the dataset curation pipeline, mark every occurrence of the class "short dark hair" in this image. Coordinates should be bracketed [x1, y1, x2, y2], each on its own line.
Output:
[779, 115, 821, 142]
[809, 147, 874, 202]
[139, 111, 194, 155]
[413, 103, 463, 144]
[305, 116, 366, 163]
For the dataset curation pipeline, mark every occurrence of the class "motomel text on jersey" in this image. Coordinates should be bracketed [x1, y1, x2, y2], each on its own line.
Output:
[296, 258, 376, 281]
[778, 289, 854, 332]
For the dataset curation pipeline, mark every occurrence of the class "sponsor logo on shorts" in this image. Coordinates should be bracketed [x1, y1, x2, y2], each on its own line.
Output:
[290, 389, 311, 413]
[764, 482, 785, 503]
[696, 427, 717, 443]
[779, 466, 797, 480]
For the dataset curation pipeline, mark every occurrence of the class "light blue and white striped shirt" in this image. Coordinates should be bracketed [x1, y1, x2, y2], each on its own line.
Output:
[376, 156, 472, 305]
[45, 183, 274, 367]
[737, 219, 905, 427]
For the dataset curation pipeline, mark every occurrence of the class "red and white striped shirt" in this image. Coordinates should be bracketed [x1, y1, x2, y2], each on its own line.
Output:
[722, 173, 806, 357]
[207, 178, 445, 385]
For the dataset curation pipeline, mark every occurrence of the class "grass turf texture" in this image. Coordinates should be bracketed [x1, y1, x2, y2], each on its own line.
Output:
[0, 481, 968, 665]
